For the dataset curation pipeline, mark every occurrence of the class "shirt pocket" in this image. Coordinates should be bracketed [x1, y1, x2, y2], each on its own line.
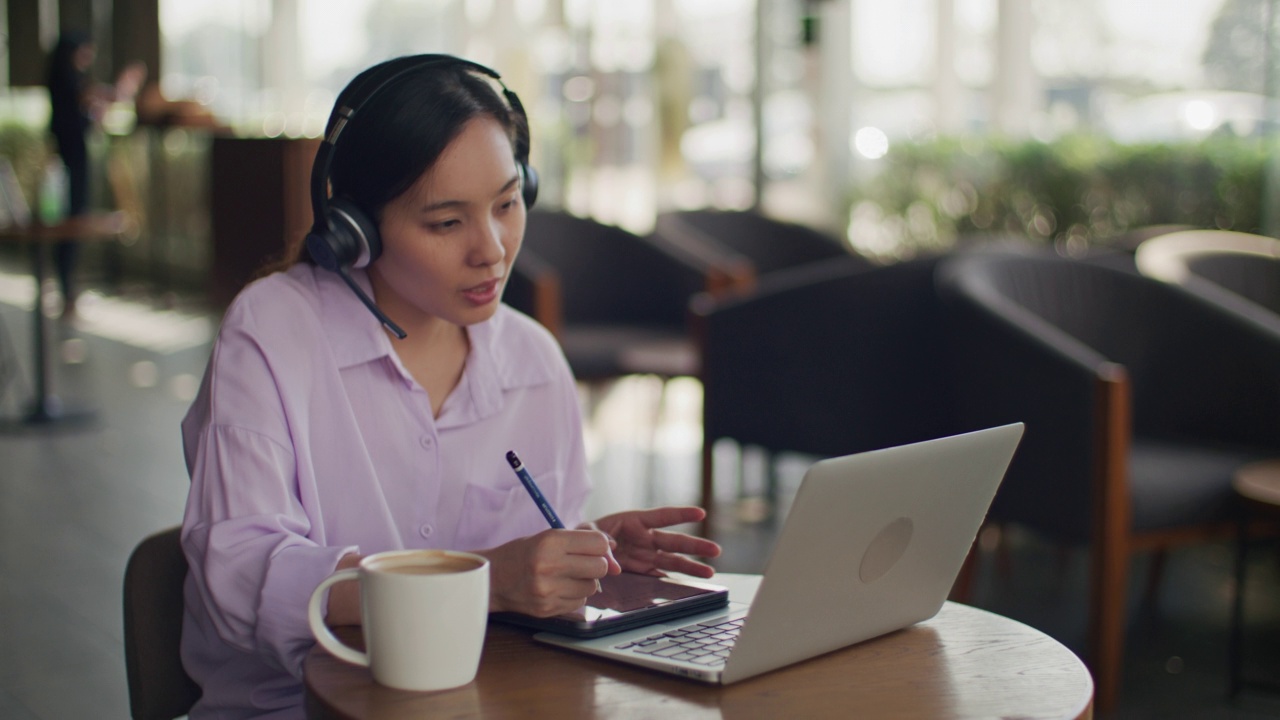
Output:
[454, 471, 562, 551]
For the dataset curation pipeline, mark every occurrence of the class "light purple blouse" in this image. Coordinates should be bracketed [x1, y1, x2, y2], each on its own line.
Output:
[180, 263, 589, 719]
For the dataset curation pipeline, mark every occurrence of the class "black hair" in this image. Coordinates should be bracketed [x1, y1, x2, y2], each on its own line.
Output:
[329, 60, 524, 225]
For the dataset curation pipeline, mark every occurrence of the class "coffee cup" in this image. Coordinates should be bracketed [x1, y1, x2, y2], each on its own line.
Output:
[307, 549, 489, 691]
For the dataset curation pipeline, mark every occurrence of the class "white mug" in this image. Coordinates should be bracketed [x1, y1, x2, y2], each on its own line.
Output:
[308, 549, 490, 692]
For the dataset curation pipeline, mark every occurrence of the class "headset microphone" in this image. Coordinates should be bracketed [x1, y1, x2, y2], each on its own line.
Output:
[336, 268, 406, 339]
[305, 198, 407, 339]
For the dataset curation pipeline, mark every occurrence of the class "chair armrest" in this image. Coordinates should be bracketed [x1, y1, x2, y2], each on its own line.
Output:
[937, 258, 1113, 542]
[652, 214, 756, 296]
[695, 257, 956, 458]
[1127, 280, 1280, 449]
[645, 221, 752, 294]
[506, 249, 562, 338]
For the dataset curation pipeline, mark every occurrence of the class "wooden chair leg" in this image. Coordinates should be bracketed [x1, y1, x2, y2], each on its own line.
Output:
[1089, 538, 1130, 716]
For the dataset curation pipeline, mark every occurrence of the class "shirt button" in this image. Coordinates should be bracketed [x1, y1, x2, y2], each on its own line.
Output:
[419, 524, 435, 539]
[420, 436, 434, 449]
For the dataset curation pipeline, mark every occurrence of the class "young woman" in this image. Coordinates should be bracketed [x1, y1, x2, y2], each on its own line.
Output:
[179, 56, 721, 719]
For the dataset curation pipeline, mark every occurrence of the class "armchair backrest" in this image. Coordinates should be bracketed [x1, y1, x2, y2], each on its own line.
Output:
[940, 250, 1280, 540]
[966, 253, 1280, 445]
[523, 210, 707, 329]
[657, 209, 855, 276]
[1185, 253, 1280, 315]
[696, 256, 960, 460]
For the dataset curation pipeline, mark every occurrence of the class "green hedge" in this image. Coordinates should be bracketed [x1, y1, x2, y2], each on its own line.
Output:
[848, 135, 1274, 256]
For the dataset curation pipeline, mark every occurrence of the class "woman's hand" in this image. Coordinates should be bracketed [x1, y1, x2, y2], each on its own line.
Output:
[585, 506, 721, 578]
[478, 528, 619, 617]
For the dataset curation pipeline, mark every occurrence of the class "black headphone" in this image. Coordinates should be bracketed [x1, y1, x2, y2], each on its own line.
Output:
[305, 54, 539, 339]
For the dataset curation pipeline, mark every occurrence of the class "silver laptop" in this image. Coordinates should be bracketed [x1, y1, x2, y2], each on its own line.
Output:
[535, 423, 1025, 684]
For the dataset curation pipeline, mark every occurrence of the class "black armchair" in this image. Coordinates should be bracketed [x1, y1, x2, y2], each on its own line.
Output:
[936, 249, 1280, 714]
[1136, 229, 1280, 323]
[655, 209, 862, 280]
[513, 209, 750, 381]
[693, 256, 972, 533]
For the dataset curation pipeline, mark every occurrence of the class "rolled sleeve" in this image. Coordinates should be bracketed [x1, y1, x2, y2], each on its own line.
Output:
[184, 423, 358, 676]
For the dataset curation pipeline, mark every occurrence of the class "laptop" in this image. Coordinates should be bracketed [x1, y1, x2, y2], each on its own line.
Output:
[535, 423, 1025, 684]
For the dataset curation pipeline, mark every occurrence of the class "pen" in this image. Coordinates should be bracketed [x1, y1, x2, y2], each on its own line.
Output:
[506, 450, 566, 529]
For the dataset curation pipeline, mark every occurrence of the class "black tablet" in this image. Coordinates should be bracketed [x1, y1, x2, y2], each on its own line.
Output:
[491, 572, 730, 638]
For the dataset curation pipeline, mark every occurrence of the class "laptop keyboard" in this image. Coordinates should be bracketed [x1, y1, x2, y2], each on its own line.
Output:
[612, 617, 745, 666]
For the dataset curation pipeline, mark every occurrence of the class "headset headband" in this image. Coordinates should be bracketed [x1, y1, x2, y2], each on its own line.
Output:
[309, 54, 527, 233]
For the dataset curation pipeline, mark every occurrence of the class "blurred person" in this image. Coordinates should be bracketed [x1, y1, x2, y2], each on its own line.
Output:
[45, 31, 144, 319]
[180, 55, 721, 719]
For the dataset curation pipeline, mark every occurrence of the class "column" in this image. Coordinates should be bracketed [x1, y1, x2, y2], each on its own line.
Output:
[934, 0, 963, 135]
[990, 0, 1039, 137]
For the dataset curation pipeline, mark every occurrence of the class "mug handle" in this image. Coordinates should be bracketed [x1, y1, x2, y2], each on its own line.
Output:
[307, 568, 368, 667]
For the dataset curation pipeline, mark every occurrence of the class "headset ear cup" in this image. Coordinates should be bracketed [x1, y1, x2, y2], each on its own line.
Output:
[521, 163, 539, 209]
[327, 197, 382, 268]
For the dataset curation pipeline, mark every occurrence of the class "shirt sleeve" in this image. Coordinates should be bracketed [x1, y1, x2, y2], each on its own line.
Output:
[181, 308, 357, 678]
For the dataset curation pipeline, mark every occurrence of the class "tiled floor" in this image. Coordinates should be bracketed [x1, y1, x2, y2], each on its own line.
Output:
[0, 265, 1278, 719]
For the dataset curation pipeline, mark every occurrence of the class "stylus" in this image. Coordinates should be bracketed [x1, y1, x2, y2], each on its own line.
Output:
[506, 450, 566, 529]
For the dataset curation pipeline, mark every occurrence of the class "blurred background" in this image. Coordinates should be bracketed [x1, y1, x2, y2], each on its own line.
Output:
[2, 0, 1279, 287]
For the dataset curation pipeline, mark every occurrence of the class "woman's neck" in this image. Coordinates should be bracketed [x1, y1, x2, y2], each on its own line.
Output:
[388, 319, 470, 418]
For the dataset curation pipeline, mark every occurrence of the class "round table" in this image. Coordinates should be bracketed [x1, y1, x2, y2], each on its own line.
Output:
[305, 574, 1094, 719]
[1229, 459, 1280, 698]
[0, 211, 128, 426]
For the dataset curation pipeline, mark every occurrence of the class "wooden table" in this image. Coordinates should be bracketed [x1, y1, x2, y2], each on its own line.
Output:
[0, 212, 127, 425]
[305, 574, 1094, 719]
[1230, 459, 1280, 698]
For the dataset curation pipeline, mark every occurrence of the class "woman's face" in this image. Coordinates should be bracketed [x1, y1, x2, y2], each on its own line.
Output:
[369, 116, 526, 331]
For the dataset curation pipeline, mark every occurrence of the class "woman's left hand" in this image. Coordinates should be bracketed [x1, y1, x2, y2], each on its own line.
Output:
[583, 506, 722, 578]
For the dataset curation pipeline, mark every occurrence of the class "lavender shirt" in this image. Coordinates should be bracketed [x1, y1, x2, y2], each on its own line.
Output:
[179, 264, 589, 719]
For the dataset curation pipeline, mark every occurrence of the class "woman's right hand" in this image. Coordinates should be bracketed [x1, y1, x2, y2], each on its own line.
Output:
[477, 529, 621, 616]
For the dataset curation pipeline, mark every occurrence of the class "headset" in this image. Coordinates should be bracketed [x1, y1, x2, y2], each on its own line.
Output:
[305, 54, 539, 339]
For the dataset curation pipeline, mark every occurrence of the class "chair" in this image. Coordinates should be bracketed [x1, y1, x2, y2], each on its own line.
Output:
[692, 255, 972, 534]
[515, 209, 751, 381]
[936, 249, 1280, 715]
[504, 248, 562, 338]
[123, 526, 200, 720]
[1135, 229, 1280, 323]
[655, 208, 861, 279]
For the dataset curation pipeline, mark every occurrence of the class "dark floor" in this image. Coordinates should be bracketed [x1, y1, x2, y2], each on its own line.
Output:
[0, 265, 1278, 719]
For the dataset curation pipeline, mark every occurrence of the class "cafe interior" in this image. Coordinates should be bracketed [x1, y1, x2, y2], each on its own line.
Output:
[1, 0, 1279, 717]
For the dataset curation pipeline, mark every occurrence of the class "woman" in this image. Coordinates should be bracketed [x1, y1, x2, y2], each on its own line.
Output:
[45, 31, 143, 317]
[180, 56, 720, 719]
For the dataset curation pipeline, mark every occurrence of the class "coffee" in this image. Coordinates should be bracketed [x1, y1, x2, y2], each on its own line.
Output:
[380, 557, 480, 575]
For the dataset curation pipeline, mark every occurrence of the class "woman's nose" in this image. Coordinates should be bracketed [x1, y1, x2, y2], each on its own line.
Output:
[472, 219, 507, 266]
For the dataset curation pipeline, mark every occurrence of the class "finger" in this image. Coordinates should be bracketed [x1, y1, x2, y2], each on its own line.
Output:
[629, 506, 707, 530]
[647, 529, 722, 558]
[558, 528, 616, 558]
[603, 539, 622, 575]
[558, 577, 602, 601]
[559, 552, 612, 581]
[652, 551, 718, 579]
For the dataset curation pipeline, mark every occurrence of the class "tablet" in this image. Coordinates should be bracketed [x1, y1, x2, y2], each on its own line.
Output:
[491, 572, 730, 638]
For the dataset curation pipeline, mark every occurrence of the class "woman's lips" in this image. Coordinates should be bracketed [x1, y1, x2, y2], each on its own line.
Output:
[462, 277, 502, 306]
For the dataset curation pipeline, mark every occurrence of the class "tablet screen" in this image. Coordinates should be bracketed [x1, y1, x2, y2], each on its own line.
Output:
[491, 572, 729, 637]
[564, 573, 724, 622]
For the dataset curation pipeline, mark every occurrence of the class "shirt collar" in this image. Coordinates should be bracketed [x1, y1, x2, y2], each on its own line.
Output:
[309, 265, 558, 425]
